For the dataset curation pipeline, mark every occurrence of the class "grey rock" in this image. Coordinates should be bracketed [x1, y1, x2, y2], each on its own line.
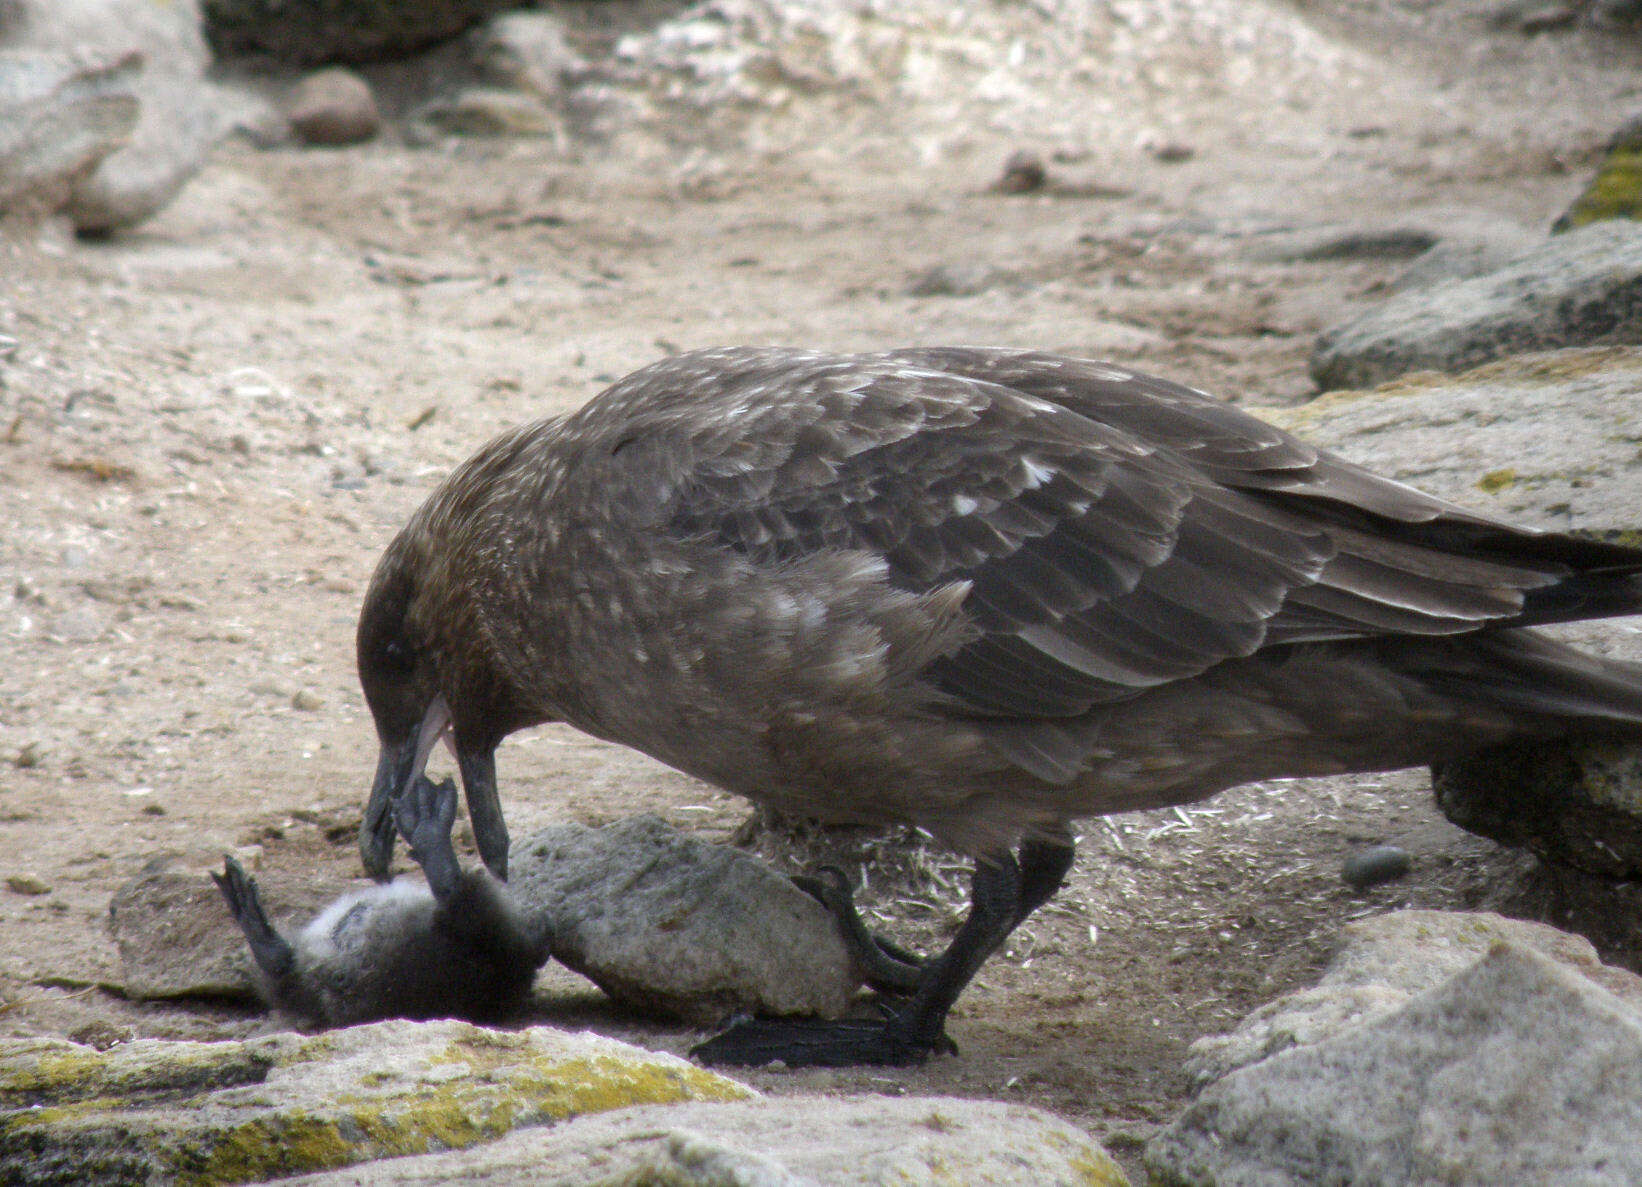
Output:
[1152, 912, 1642, 1186]
[991, 148, 1048, 194]
[286, 66, 379, 147]
[407, 87, 562, 142]
[0, 1021, 754, 1185]
[1258, 346, 1642, 533]
[0, 48, 138, 222]
[469, 11, 586, 102]
[108, 855, 334, 999]
[2, 0, 227, 233]
[1488, 0, 1582, 32]
[511, 816, 861, 1025]
[289, 1095, 1131, 1186]
[1183, 909, 1641, 1086]
[1260, 349, 1642, 868]
[1340, 844, 1411, 889]
[1387, 222, 1544, 292]
[1310, 220, 1642, 390]
[202, 0, 517, 65]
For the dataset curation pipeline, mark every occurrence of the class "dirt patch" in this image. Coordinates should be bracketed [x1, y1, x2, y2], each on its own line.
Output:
[4, 2, 1642, 1176]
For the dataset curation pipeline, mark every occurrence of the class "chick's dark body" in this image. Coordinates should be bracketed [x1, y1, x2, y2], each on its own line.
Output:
[355, 346, 1642, 1066]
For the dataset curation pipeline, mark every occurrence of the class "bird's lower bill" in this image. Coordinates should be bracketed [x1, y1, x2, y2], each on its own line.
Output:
[360, 696, 452, 879]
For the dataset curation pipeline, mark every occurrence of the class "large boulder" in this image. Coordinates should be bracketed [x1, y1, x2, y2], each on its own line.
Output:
[0, 0, 234, 232]
[1309, 221, 1642, 390]
[0, 48, 138, 221]
[201, 0, 518, 66]
[287, 1095, 1132, 1186]
[0, 1021, 753, 1184]
[1148, 911, 1642, 1186]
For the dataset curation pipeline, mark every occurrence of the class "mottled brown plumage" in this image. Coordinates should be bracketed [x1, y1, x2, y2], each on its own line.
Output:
[356, 346, 1642, 1065]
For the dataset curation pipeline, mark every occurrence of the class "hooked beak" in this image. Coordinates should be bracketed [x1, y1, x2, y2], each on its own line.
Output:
[360, 695, 451, 880]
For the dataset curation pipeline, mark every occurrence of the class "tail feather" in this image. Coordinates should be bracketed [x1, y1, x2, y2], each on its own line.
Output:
[1397, 627, 1642, 735]
[1520, 568, 1642, 628]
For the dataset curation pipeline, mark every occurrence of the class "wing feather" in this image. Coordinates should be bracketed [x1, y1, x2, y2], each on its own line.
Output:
[601, 346, 1642, 729]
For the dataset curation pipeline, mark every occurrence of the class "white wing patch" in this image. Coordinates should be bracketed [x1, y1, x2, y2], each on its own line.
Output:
[1019, 456, 1056, 489]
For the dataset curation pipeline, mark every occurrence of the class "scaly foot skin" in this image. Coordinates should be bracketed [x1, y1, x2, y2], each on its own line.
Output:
[792, 866, 924, 994]
[211, 857, 296, 979]
[691, 1006, 957, 1069]
[393, 775, 463, 902]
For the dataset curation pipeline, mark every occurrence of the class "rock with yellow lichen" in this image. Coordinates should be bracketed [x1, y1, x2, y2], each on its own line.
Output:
[0, 1020, 753, 1185]
[1553, 114, 1642, 234]
[1263, 345, 1642, 528]
[282, 1095, 1131, 1187]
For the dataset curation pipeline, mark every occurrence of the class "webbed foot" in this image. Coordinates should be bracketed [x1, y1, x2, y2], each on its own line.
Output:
[691, 1006, 957, 1069]
[211, 857, 296, 979]
[394, 775, 463, 901]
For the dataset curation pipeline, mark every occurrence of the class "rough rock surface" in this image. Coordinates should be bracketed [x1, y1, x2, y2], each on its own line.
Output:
[287, 1095, 1131, 1186]
[407, 87, 563, 143]
[469, 11, 585, 102]
[1149, 911, 1642, 1186]
[108, 856, 336, 1000]
[1182, 909, 1642, 1084]
[1264, 346, 1642, 531]
[511, 816, 862, 1026]
[202, 0, 517, 65]
[0, 48, 138, 221]
[1, 0, 226, 232]
[1309, 220, 1642, 389]
[0, 1020, 753, 1185]
[590, 0, 1392, 171]
[1387, 220, 1544, 292]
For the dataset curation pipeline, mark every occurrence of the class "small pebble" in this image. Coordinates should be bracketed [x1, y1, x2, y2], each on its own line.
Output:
[292, 689, 325, 711]
[13, 742, 44, 769]
[1148, 140, 1196, 163]
[992, 149, 1047, 194]
[7, 873, 51, 896]
[1341, 844, 1412, 889]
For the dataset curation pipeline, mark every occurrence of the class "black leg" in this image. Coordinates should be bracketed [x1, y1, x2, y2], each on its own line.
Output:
[458, 743, 509, 881]
[211, 857, 296, 979]
[1014, 830, 1075, 926]
[395, 775, 463, 901]
[793, 867, 924, 994]
[693, 847, 1029, 1068]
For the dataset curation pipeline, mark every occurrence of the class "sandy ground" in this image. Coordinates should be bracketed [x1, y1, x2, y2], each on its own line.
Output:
[4, 0, 1642, 1173]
